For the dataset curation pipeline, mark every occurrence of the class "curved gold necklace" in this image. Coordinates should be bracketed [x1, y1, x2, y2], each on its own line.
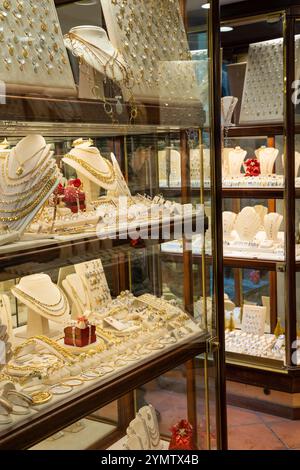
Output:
[64, 154, 115, 185]
[0, 165, 56, 202]
[12, 286, 68, 315]
[4, 149, 52, 187]
[0, 177, 57, 222]
[13, 145, 47, 178]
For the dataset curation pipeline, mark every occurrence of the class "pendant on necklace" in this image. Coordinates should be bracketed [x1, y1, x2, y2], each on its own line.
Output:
[16, 166, 24, 176]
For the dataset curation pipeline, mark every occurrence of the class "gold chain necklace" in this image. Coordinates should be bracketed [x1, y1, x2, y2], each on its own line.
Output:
[67, 280, 88, 311]
[0, 165, 56, 202]
[13, 336, 75, 363]
[0, 176, 57, 222]
[13, 286, 68, 315]
[4, 148, 52, 187]
[64, 154, 116, 185]
[13, 144, 47, 178]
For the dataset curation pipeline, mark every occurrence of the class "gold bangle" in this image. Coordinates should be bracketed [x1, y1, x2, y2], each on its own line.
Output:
[0, 397, 13, 414]
[31, 391, 52, 405]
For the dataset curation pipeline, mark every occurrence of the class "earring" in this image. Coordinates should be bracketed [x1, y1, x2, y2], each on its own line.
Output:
[3, 1, 11, 10]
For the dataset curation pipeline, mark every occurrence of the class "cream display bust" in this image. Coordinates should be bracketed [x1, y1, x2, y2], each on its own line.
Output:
[0, 134, 59, 236]
[63, 140, 117, 194]
[255, 146, 279, 176]
[228, 146, 247, 177]
[234, 207, 261, 241]
[12, 274, 70, 338]
[264, 212, 283, 241]
[64, 26, 125, 82]
[7, 135, 50, 179]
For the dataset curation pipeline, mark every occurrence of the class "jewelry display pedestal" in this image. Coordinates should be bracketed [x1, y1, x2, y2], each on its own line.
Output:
[14, 309, 60, 340]
[12, 274, 70, 339]
[76, 172, 100, 205]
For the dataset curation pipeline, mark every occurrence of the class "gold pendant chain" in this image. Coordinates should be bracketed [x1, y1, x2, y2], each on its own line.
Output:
[64, 154, 115, 185]
[0, 176, 58, 222]
[4, 149, 52, 188]
[13, 145, 48, 178]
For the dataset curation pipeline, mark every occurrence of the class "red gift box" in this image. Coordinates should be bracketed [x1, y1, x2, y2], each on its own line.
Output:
[64, 317, 96, 347]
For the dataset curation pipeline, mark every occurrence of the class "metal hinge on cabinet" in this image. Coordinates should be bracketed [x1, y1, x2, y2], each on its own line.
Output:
[207, 337, 220, 353]
[276, 263, 286, 273]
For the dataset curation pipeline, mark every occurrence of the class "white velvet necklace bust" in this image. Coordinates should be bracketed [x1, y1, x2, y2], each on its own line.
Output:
[13, 274, 69, 318]
[65, 25, 125, 82]
[63, 140, 117, 192]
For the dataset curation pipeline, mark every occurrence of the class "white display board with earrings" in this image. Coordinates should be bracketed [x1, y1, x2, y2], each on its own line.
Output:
[0, 0, 76, 95]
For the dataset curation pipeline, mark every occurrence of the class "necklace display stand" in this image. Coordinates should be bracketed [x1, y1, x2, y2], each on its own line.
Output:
[255, 146, 279, 176]
[223, 211, 237, 241]
[12, 274, 70, 339]
[234, 207, 261, 241]
[64, 26, 126, 83]
[63, 140, 117, 204]
[0, 294, 13, 345]
[62, 273, 91, 319]
[254, 205, 268, 229]
[264, 212, 283, 241]
[126, 416, 151, 450]
[107, 153, 131, 197]
[138, 405, 162, 450]
[228, 147, 247, 178]
[222, 96, 238, 127]
[0, 135, 60, 239]
[222, 148, 234, 178]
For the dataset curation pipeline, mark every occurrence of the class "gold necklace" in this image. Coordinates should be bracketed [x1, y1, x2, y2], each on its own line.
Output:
[0, 177, 57, 222]
[13, 144, 47, 177]
[3, 149, 52, 188]
[67, 281, 88, 311]
[0, 165, 57, 202]
[12, 286, 68, 315]
[13, 336, 75, 363]
[64, 154, 115, 185]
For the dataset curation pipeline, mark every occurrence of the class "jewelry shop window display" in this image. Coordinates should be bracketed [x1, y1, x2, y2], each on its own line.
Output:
[0, 0, 226, 451]
[219, 4, 300, 420]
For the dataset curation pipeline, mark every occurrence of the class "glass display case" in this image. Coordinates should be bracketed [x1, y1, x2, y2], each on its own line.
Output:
[0, 0, 226, 450]
[220, 1, 300, 418]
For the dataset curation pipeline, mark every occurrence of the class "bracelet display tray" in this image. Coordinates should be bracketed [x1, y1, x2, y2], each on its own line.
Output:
[0, 326, 204, 438]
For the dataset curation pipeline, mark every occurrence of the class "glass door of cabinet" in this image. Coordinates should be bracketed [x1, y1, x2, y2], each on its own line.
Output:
[0, 0, 226, 450]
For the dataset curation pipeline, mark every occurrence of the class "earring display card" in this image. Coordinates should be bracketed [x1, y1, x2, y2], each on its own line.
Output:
[0, 0, 76, 96]
[241, 305, 266, 337]
[240, 37, 300, 124]
[240, 39, 284, 124]
[100, 0, 201, 104]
